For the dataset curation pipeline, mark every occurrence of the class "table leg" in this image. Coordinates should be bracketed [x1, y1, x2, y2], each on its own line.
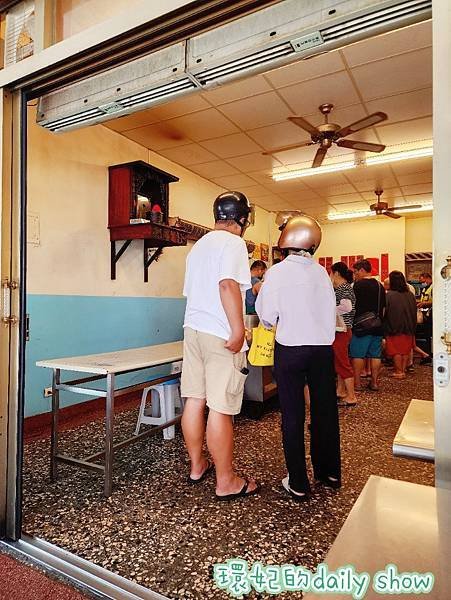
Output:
[104, 373, 115, 497]
[50, 368, 60, 481]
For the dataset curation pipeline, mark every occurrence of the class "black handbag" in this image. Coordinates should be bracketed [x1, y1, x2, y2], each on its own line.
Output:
[353, 282, 382, 337]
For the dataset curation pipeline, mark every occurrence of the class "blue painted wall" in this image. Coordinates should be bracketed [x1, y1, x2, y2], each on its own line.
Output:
[25, 295, 186, 417]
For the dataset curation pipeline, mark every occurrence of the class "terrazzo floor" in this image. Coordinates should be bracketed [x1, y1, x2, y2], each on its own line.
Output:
[23, 366, 434, 599]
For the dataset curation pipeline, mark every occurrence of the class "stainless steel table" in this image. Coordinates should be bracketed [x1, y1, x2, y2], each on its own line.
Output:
[393, 398, 434, 462]
[36, 341, 183, 497]
[304, 476, 451, 599]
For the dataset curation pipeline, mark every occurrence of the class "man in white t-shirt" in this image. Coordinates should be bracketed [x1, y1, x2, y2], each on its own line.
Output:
[181, 191, 260, 500]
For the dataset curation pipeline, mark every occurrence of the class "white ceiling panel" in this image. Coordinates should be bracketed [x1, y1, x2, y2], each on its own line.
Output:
[351, 47, 432, 101]
[350, 174, 398, 192]
[264, 50, 345, 88]
[376, 116, 432, 145]
[124, 122, 191, 150]
[396, 171, 432, 186]
[226, 152, 283, 173]
[168, 109, 240, 141]
[106, 108, 161, 132]
[366, 88, 432, 125]
[396, 194, 433, 205]
[390, 157, 432, 175]
[278, 71, 360, 116]
[211, 173, 258, 188]
[275, 146, 317, 166]
[247, 121, 311, 151]
[233, 184, 274, 197]
[156, 143, 218, 165]
[199, 132, 263, 158]
[342, 20, 431, 67]
[277, 189, 324, 202]
[324, 193, 363, 205]
[201, 74, 272, 105]
[401, 183, 433, 196]
[218, 91, 293, 129]
[361, 187, 403, 201]
[188, 160, 241, 178]
[330, 201, 370, 211]
[247, 170, 278, 185]
[145, 94, 211, 121]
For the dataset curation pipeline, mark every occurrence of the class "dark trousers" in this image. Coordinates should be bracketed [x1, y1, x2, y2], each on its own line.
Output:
[274, 342, 341, 494]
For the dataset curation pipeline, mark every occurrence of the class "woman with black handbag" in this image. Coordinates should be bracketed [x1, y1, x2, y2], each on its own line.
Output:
[349, 259, 386, 392]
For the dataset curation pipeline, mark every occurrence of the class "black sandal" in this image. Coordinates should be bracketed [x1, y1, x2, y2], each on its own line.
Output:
[188, 459, 214, 484]
[216, 479, 261, 501]
[315, 475, 341, 489]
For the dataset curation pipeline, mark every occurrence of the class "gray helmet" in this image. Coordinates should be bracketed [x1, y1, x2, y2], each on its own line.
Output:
[213, 191, 252, 228]
[278, 215, 322, 255]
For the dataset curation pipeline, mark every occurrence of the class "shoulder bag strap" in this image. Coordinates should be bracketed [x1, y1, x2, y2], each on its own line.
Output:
[376, 280, 381, 317]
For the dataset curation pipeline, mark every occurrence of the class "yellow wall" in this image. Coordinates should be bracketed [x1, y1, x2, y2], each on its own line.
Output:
[268, 213, 433, 275]
[318, 218, 407, 273]
[405, 216, 432, 253]
[27, 109, 273, 297]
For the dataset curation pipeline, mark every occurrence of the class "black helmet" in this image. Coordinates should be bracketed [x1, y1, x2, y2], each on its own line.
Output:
[213, 191, 252, 228]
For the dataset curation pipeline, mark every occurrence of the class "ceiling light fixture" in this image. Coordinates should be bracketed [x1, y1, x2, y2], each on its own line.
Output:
[272, 146, 433, 181]
[365, 146, 433, 166]
[328, 203, 433, 221]
[273, 160, 357, 181]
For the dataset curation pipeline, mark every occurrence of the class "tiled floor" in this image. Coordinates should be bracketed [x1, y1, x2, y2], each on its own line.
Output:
[22, 366, 434, 599]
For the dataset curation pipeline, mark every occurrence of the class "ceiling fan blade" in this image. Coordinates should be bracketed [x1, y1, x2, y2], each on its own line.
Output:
[383, 210, 401, 219]
[336, 139, 385, 153]
[288, 116, 319, 135]
[337, 112, 388, 138]
[262, 140, 314, 156]
[312, 145, 328, 168]
[389, 204, 423, 211]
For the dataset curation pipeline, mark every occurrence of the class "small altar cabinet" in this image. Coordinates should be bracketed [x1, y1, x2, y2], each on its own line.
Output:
[108, 161, 187, 281]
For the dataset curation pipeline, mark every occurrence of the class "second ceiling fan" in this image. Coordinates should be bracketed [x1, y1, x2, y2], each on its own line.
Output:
[263, 103, 388, 168]
[370, 189, 422, 219]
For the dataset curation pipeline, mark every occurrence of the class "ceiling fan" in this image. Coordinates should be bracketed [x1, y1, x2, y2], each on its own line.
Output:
[370, 189, 422, 219]
[263, 103, 388, 168]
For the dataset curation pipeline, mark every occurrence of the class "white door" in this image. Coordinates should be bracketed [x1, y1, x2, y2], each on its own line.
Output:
[432, 1, 451, 489]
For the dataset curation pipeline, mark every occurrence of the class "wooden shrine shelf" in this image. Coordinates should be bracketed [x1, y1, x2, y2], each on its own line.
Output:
[109, 223, 187, 282]
[109, 222, 187, 245]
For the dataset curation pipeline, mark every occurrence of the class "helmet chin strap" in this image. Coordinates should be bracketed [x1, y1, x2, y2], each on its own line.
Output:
[236, 217, 248, 236]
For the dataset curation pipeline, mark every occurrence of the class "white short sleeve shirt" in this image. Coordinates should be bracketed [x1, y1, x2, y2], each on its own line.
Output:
[183, 230, 251, 341]
[255, 255, 336, 346]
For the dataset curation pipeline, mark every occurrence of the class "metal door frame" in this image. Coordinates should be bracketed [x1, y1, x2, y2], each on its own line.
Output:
[0, 88, 26, 541]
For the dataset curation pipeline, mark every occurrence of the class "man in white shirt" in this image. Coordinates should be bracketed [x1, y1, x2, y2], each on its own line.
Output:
[256, 215, 341, 501]
[181, 191, 260, 500]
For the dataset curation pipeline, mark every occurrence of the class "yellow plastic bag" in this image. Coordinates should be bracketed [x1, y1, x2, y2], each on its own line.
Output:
[248, 324, 276, 367]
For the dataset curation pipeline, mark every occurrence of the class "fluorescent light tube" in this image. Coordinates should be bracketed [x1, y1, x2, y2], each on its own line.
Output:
[273, 160, 356, 181]
[328, 211, 373, 221]
[394, 204, 433, 214]
[273, 146, 433, 181]
[366, 146, 433, 166]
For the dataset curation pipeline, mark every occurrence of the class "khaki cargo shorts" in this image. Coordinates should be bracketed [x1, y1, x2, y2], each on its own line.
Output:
[181, 327, 248, 415]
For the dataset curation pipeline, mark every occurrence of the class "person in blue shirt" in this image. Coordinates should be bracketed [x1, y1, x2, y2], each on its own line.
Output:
[245, 260, 267, 314]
